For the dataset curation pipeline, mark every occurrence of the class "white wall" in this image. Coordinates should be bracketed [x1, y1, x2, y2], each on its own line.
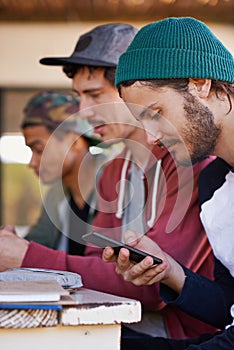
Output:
[0, 22, 105, 88]
[0, 21, 233, 88]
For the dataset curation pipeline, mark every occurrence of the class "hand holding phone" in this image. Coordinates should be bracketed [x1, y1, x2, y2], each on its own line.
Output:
[82, 231, 162, 265]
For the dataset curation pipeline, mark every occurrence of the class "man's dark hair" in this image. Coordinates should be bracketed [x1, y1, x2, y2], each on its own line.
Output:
[119, 79, 234, 114]
[63, 64, 116, 86]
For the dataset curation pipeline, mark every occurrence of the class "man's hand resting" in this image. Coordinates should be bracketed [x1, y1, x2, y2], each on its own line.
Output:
[0, 226, 29, 271]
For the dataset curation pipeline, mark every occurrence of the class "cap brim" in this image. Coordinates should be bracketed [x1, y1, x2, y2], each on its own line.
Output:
[39, 56, 116, 67]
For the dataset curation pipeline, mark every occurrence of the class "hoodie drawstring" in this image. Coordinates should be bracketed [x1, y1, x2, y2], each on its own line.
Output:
[116, 150, 131, 219]
[116, 151, 161, 230]
[147, 159, 162, 228]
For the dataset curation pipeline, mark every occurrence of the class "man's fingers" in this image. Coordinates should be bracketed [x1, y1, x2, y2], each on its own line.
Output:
[115, 247, 133, 274]
[102, 246, 116, 262]
[119, 255, 153, 281]
[122, 256, 168, 285]
[124, 230, 140, 245]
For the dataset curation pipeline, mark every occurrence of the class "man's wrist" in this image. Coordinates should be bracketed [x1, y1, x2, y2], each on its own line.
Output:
[161, 254, 186, 294]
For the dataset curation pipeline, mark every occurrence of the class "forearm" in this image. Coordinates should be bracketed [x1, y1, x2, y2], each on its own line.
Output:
[22, 241, 165, 309]
[160, 266, 232, 329]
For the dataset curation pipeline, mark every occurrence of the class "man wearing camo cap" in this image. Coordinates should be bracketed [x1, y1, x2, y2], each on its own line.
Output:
[21, 90, 102, 255]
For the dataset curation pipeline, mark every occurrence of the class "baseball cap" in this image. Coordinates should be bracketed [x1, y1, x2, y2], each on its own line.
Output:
[21, 91, 101, 147]
[39, 23, 138, 67]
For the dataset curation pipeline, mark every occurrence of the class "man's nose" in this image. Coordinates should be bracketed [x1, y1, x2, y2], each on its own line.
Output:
[145, 131, 158, 145]
[142, 120, 163, 146]
[79, 107, 95, 121]
[28, 153, 38, 170]
[78, 97, 96, 121]
[78, 95, 94, 111]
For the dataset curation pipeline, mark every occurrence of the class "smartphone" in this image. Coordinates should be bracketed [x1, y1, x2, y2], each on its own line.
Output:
[82, 231, 162, 265]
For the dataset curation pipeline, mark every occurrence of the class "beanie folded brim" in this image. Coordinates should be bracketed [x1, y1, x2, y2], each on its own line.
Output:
[115, 17, 234, 87]
[116, 48, 234, 86]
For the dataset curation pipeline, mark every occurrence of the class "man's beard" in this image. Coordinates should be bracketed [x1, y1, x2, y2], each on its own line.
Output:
[181, 93, 221, 165]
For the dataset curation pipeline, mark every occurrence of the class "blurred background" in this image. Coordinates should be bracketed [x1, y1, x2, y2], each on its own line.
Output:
[0, 0, 233, 228]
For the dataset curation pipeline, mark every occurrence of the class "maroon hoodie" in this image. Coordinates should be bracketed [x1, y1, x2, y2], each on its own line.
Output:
[22, 145, 216, 338]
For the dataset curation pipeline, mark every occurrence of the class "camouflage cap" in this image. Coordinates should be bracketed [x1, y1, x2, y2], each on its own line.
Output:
[21, 91, 101, 146]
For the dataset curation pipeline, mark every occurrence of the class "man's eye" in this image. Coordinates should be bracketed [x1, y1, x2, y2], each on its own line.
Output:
[151, 111, 161, 120]
[90, 94, 100, 99]
[144, 110, 160, 120]
[139, 108, 161, 120]
[37, 150, 43, 154]
[32, 148, 43, 155]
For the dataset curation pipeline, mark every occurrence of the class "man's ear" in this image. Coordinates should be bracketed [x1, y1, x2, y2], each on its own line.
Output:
[189, 78, 212, 98]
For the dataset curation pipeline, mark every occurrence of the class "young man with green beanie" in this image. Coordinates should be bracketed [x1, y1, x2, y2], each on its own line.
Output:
[103, 17, 234, 349]
[21, 90, 102, 255]
[0, 22, 216, 340]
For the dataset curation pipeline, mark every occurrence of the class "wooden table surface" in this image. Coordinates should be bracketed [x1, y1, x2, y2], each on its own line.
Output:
[0, 287, 142, 350]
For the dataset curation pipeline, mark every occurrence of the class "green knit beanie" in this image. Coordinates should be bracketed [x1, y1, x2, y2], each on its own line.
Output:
[115, 17, 234, 86]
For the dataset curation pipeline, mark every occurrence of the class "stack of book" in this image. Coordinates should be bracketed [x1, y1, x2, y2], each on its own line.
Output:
[0, 279, 68, 328]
